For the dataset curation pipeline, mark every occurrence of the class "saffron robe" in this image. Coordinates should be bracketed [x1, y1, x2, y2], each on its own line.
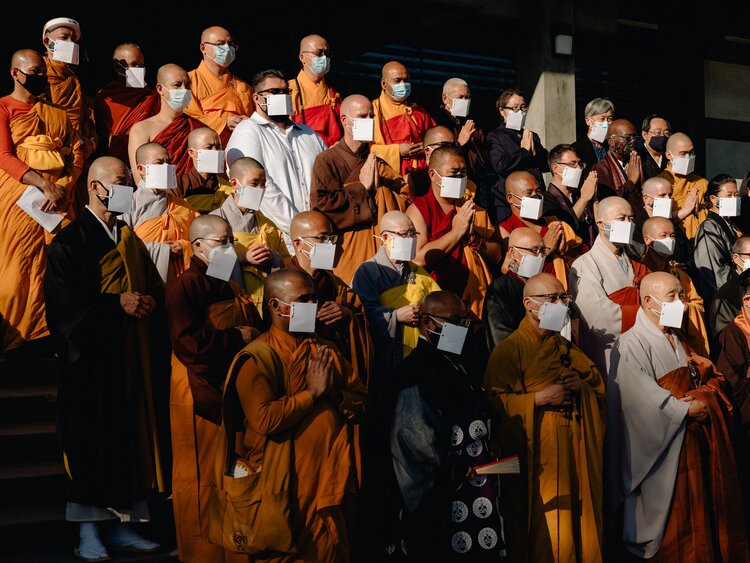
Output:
[716, 311, 750, 439]
[371, 91, 435, 176]
[185, 61, 254, 145]
[657, 168, 709, 240]
[0, 97, 83, 352]
[290, 70, 342, 148]
[485, 317, 605, 563]
[311, 139, 409, 285]
[45, 210, 170, 509]
[234, 327, 367, 562]
[152, 114, 204, 177]
[607, 309, 749, 560]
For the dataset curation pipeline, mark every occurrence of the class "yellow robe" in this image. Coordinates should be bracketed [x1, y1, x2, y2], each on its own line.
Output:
[657, 168, 709, 239]
[484, 317, 605, 563]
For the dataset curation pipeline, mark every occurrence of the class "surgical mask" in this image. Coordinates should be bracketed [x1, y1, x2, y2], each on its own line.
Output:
[589, 121, 609, 143]
[649, 135, 668, 153]
[212, 44, 236, 66]
[389, 81, 411, 101]
[97, 183, 134, 215]
[236, 185, 265, 211]
[195, 149, 226, 174]
[671, 154, 695, 176]
[264, 93, 293, 117]
[519, 195, 543, 220]
[49, 40, 79, 65]
[505, 110, 526, 131]
[276, 299, 318, 333]
[516, 252, 544, 278]
[449, 98, 470, 118]
[651, 237, 676, 257]
[16, 70, 48, 97]
[435, 172, 468, 199]
[530, 298, 569, 333]
[425, 316, 468, 355]
[650, 197, 673, 218]
[346, 116, 374, 142]
[649, 296, 684, 329]
[718, 196, 741, 217]
[560, 165, 582, 188]
[743, 259, 750, 272]
[143, 163, 178, 190]
[164, 87, 191, 111]
[205, 243, 238, 281]
[603, 220, 634, 245]
[125, 67, 146, 89]
[299, 239, 336, 270]
[310, 55, 330, 75]
[386, 236, 416, 262]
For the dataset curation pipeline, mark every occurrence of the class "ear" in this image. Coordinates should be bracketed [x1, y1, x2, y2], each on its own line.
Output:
[188, 147, 197, 158]
[230, 178, 240, 189]
[299, 53, 305, 64]
[643, 234, 653, 245]
[584, 116, 592, 127]
[380, 77, 387, 91]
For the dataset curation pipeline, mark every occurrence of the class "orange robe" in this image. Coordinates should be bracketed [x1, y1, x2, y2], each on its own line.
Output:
[185, 61, 254, 146]
[289, 70, 342, 147]
[0, 97, 83, 352]
[234, 326, 367, 562]
[153, 114, 204, 177]
[94, 80, 159, 164]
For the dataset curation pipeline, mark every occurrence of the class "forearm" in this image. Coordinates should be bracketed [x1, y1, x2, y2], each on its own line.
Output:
[414, 230, 463, 267]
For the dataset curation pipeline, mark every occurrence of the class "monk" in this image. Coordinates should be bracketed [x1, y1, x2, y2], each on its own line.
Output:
[406, 124, 458, 197]
[94, 42, 159, 165]
[569, 196, 648, 374]
[289, 34, 342, 147]
[228, 269, 367, 561]
[607, 271, 749, 561]
[407, 146, 501, 319]
[590, 118, 642, 211]
[166, 214, 259, 563]
[45, 156, 167, 561]
[0, 49, 83, 353]
[311, 93, 410, 285]
[123, 142, 198, 287]
[179, 126, 231, 213]
[485, 273, 605, 563]
[371, 60, 436, 176]
[184, 26, 253, 146]
[641, 216, 710, 356]
[211, 156, 289, 311]
[657, 132, 708, 239]
[290, 210, 373, 386]
[128, 63, 202, 184]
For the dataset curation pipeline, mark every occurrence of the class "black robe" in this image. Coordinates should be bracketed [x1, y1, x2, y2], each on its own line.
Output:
[709, 273, 742, 357]
[637, 143, 667, 181]
[482, 271, 526, 351]
[44, 209, 170, 508]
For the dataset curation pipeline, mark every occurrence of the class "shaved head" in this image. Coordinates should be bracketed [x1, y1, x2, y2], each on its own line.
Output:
[420, 290, 466, 318]
[112, 43, 144, 67]
[290, 210, 333, 241]
[189, 214, 230, 244]
[340, 94, 371, 118]
[597, 196, 632, 223]
[382, 60, 407, 79]
[135, 142, 168, 165]
[428, 146, 464, 170]
[509, 227, 543, 250]
[642, 177, 672, 198]
[380, 210, 414, 233]
[11, 49, 43, 68]
[506, 170, 540, 200]
[188, 126, 221, 150]
[524, 273, 563, 299]
[423, 126, 454, 147]
[264, 269, 315, 308]
[666, 132, 692, 154]
[640, 271, 681, 302]
[299, 34, 327, 54]
[201, 26, 231, 44]
[88, 156, 129, 185]
[642, 216, 674, 239]
[229, 156, 264, 179]
[156, 63, 187, 86]
[607, 118, 636, 137]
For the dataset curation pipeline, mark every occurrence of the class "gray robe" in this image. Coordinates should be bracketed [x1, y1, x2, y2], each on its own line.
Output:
[693, 210, 739, 300]
[122, 186, 171, 282]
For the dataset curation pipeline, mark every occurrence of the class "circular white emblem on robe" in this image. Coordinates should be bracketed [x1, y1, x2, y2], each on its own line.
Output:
[478, 527, 498, 550]
[469, 473, 487, 487]
[451, 425, 464, 446]
[451, 500, 468, 523]
[451, 531, 472, 553]
[473, 497, 493, 519]
[469, 420, 488, 440]
[466, 440, 483, 457]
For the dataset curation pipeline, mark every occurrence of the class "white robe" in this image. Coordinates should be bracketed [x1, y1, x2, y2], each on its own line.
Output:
[606, 308, 690, 558]
[569, 236, 635, 374]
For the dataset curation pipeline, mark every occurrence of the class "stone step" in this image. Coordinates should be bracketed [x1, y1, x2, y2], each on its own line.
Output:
[0, 461, 67, 509]
[0, 384, 57, 426]
[0, 421, 61, 465]
[0, 356, 59, 389]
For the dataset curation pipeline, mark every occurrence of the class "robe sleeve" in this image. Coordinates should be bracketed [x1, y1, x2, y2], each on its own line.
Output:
[693, 219, 732, 297]
[310, 154, 374, 229]
[482, 282, 519, 349]
[0, 102, 30, 181]
[569, 257, 622, 345]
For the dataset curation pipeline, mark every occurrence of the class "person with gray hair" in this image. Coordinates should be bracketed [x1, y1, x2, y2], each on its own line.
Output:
[572, 97, 615, 173]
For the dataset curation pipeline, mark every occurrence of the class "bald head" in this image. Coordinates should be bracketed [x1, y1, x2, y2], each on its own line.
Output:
[607, 119, 636, 138]
[666, 132, 693, 154]
[201, 26, 231, 44]
[11, 49, 43, 69]
[189, 214, 229, 244]
[640, 271, 681, 302]
[642, 176, 672, 198]
[524, 273, 563, 299]
[428, 146, 464, 171]
[188, 127, 221, 150]
[506, 170, 541, 200]
[642, 216, 674, 240]
[420, 290, 466, 318]
[264, 269, 315, 309]
[135, 142, 168, 165]
[229, 156, 264, 179]
[509, 227, 544, 250]
[423, 126, 455, 147]
[340, 94, 372, 118]
[88, 156, 129, 185]
[380, 210, 414, 233]
[299, 34, 327, 54]
[290, 210, 333, 241]
[112, 43, 144, 67]
[597, 196, 632, 223]
[382, 60, 407, 79]
[156, 63, 187, 86]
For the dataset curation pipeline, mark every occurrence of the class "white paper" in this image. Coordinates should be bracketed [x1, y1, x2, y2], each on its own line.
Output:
[125, 67, 146, 88]
[154, 244, 170, 284]
[659, 300, 684, 329]
[196, 150, 225, 174]
[108, 184, 134, 214]
[520, 196, 543, 220]
[440, 176, 468, 199]
[289, 302, 317, 333]
[538, 302, 568, 332]
[561, 166, 582, 188]
[266, 94, 293, 116]
[652, 197, 673, 218]
[517, 253, 544, 278]
[144, 164, 177, 190]
[237, 186, 264, 211]
[51, 41, 79, 65]
[389, 236, 416, 261]
[609, 220, 635, 245]
[352, 118, 374, 142]
[505, 110, 526, 131]
[718, 197, 741, 217]
[206, 247, 238, 281]
[589, 121, 609, 143]
[310, 242, 336, 270]
[450, 98, 470, 118]
[437, 322, 469, 355]
[16, 185, 63, 232]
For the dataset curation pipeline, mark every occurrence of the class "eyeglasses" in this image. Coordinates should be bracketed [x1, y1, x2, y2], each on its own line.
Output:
[203, 41, 239, 51]
[382, 229, 420, 238]
[427, 314, 472, 328]
[192, 236, 238, 245]
[257, 88, 291, 96]
[425, 141, 459, 149]
[301, 50, 331, 57]
[513, 245, 548, 256]
[556, 160, 586, 169]
[503, 105, 528, 112]
[298, 234, 338, 244]
[529, 293, 574, 304]
[611, 134, 638, 142]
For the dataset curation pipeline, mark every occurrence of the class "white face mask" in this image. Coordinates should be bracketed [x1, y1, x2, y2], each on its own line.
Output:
[426, 316, 469, 355]
[125, 67, 146, 89]
[530, 299, 569, 333]
[347, 116, 374, 142]
[519, 196, 543, 220]
[560, 166, 582, 188]
[300, 239, 336, 271]
[164, 88, 191, 111]
[651, 197, 673, 218]
[718, 196, 741, 217]
[743, 259, 750, 272]
[505, 109, 527, 131]
[205, 243, 238, 281]
[516, 252, 545, 278]
[50, 40, 79, 64]
[604, 220, 635, 245]
[589, 120, 609, 143]
[143, 163, 178, 190]
[276, 299, 318, 333]
[437, 173, 468, 199]
[387, 235, 417, 262]
[649, 296, 684, 329]
[265, 93, 293, 117]
[449, 97, 470, 118]
[195, 149, 226, 174]
[236, 185, 265, 211]
[651, 237, 676, 257]
[670, 154, 696, 176]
